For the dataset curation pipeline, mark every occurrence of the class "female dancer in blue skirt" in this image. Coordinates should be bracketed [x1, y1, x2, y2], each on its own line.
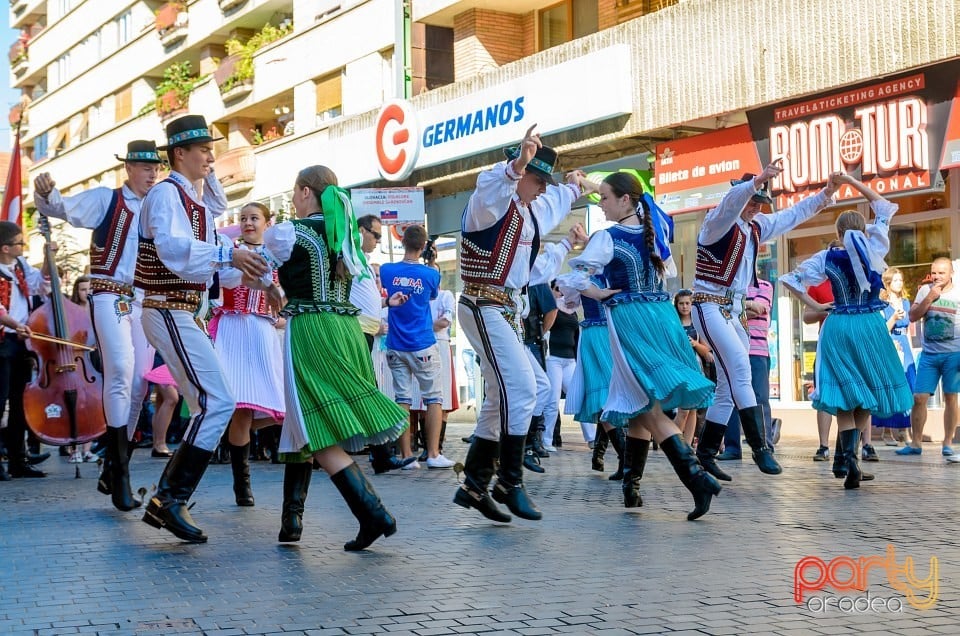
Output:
[559, 172, 720, 520]
[782, 174, 913, 489]
[254, 165, 409, 549]
[560, 275, 625, 480]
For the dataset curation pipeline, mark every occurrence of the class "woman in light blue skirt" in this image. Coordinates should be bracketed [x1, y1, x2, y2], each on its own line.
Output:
[558, 172, 719, 520]
[782, 174, 913, 489]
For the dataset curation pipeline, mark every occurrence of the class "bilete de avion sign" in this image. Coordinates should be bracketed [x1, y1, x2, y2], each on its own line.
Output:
[746, 58, 960, 208]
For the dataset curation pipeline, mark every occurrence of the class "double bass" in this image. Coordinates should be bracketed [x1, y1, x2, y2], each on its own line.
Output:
[23, 215, 106, 449]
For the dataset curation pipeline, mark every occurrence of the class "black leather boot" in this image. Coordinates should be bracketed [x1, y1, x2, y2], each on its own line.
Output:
[142, 443, 213, 543]
[840, 428, 866, 490]
[696, 420, 732, 482]
[622, 436, 650, 508]
[592, 426, 609, 472]
[739, 406, 782, 475]
[832, 433, 873, 482]
[107, 427, 140, 511]
[453, 437, 511, 523]
[608, 428, 625, 481]
[370, 444, 416, 474]
[330, 462, 397, 551]
[529, 415, 549, 458]
[492, 434, 542, 520]
[229, 442, 255, 507]
[278, 462, 312, 542]
[832, 435, 846, 478]
[660, 434, 722, 520]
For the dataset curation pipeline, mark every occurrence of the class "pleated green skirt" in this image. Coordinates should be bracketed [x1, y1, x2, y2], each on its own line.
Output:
[281, 311, 408, 461]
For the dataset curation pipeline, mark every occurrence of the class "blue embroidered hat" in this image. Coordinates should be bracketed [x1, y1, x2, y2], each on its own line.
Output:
[730, 172, 774, 204]
[503, 143, 558, 186]
[158, 114, 223, 150]
[115, 140, 162, 164]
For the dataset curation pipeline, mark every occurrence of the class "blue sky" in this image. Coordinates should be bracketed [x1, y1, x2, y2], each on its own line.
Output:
[2, 10, 23, 152]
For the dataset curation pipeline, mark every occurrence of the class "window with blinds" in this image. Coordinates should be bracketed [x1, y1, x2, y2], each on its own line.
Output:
[315, 71, 343, 123]
[115, 85, 132, 122]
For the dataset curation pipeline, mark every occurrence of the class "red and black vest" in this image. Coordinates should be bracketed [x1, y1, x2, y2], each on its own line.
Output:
[0, 258, 31, 312]
[216, 244, 278, 317]
[695, 221, 761, 288]
[460, 199, 540, 286]
[134, 179, 208, 292]
[90, 188, 136, 278]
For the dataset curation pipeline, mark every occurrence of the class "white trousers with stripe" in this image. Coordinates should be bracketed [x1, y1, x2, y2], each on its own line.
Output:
[89, 293, 155, 437]
[692, 301, 757, 423]
[458, 296, 537, 439]
[141, 308, 235, 451]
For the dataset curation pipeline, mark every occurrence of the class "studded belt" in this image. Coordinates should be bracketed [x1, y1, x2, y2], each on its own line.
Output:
[143, 291, 201, 313]
[462, 283, 516, 308]
[89, 278, 134, 297]
[692, 292, 747, 328]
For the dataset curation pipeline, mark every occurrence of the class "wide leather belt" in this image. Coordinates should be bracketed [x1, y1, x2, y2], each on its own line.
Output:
[143, 291, 201, 313]
[89, 278, 134, 297]
[462, 283, 516, 308]
[691, 292, 732, 306]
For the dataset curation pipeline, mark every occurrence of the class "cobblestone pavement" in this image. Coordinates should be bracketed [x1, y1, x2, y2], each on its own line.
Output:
[1, 421, 957, 635]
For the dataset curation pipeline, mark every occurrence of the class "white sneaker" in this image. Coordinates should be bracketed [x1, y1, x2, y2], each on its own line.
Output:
[401, 459, 420, 470]
[83, 452, 99, 463]
[946, 454, 960, 463]
[426, 454, 455, 469]
[68, 452, 83, 464]
[543, 445, 558, 453]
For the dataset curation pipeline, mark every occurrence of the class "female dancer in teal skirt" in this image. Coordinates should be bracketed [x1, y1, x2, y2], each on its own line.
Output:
[255, 165, 409, 549]
[782, 174, 913, 489]
[559, 172, 720, 520]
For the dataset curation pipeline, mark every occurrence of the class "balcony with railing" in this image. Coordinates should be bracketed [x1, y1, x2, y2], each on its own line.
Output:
[8, 38, 28, 76]
[214, 145, 256, 195]
[156, 2, 189, 48]
[9, 0, 45, 30]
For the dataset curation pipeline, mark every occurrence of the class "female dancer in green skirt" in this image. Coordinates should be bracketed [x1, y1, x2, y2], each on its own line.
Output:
[254, 165, 409, 550]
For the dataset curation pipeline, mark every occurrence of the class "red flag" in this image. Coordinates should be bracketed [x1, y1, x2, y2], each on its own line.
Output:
[2, 130, 22, 227]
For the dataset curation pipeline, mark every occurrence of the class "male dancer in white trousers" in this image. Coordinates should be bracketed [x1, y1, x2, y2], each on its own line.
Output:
[454, 124, 593, 522]
[136, 115, 268, 543]
[34, 141, 161, 511]
[692, 162, 839, 480]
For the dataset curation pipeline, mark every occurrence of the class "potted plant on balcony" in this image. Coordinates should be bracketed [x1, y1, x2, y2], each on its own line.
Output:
[151, 61, 202, 120]
[156, 1, 188, 46]
[217, 22, 293, 102]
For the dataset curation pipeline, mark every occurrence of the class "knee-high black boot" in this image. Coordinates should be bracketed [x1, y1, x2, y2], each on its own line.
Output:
[330, 462, 397, 551]
[696, 420, 732, 481]
[592, 426, 609, 472]
[453, 437, 511, 522]
[832, 433, 874, 482]
[229, 442, 255, 507]
[142, 443, 213, 543]
[278, 462, 312, 542]
[107, 427, 140, 511]
[840, 428, 868, 490]
[659, 434, 722, 520]
[622, 436, 650, 508]
[608, 428, 625, 481]
[492, 434, 542, 520]
[739, 406, 782, 475]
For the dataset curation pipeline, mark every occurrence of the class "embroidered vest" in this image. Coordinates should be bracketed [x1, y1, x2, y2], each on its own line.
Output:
[0, 259, 31, 312]
[90, 188, 136, 279]
[695, 221, 760, 288]
[460, 199, 540, 286]
[134, 179, 207, 292]
[824, 248, 886, 314]
[603, 225, 665, 298]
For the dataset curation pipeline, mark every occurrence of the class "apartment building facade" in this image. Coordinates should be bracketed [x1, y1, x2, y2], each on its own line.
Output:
[8, 0, 960, 408]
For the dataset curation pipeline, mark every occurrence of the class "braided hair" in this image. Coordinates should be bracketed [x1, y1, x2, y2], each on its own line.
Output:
[295, 165, 346, 279]
[602, 172, 665, 276]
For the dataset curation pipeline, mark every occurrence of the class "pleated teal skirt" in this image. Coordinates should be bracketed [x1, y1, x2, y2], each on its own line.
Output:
[813, 311, 913, 417]
[603, 299, 715, 426]
[574, 324, 613, 423]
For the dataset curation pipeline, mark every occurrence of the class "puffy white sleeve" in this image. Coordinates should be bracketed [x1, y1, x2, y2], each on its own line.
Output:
[699, 181, 756, 245]
[530, 239, 571, 286]
[557, 230, 612, 292]
[202, 170, 228, 219]
[755, 191, 830, 242]
[865, 198, 897, 258]
[781, 251, 828, 295]
[262, 221, 297, 266]
[462, 161, 521, 231]
[36, 187, 112, 228]
[141, 182, 228, 283]
[530, 182, 582, 236]
[216, 236, 244, 290]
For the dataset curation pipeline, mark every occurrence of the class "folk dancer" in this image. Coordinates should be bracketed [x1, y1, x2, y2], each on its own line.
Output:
[692, 163, 839, 480]
[33, 141, 161, 510]
[138, 115, 269, 543]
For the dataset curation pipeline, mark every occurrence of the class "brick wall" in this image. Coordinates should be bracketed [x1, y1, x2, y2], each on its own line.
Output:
[453, 9, 526, 81]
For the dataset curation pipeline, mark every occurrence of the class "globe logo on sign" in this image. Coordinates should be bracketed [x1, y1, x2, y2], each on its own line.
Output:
[839, 129, 864, 165]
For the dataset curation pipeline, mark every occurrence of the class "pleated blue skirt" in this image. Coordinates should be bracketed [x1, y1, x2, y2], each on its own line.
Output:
[813, 311, 913, 418]
[603, 299, 715, 426]
[571, 324, 613, 423]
